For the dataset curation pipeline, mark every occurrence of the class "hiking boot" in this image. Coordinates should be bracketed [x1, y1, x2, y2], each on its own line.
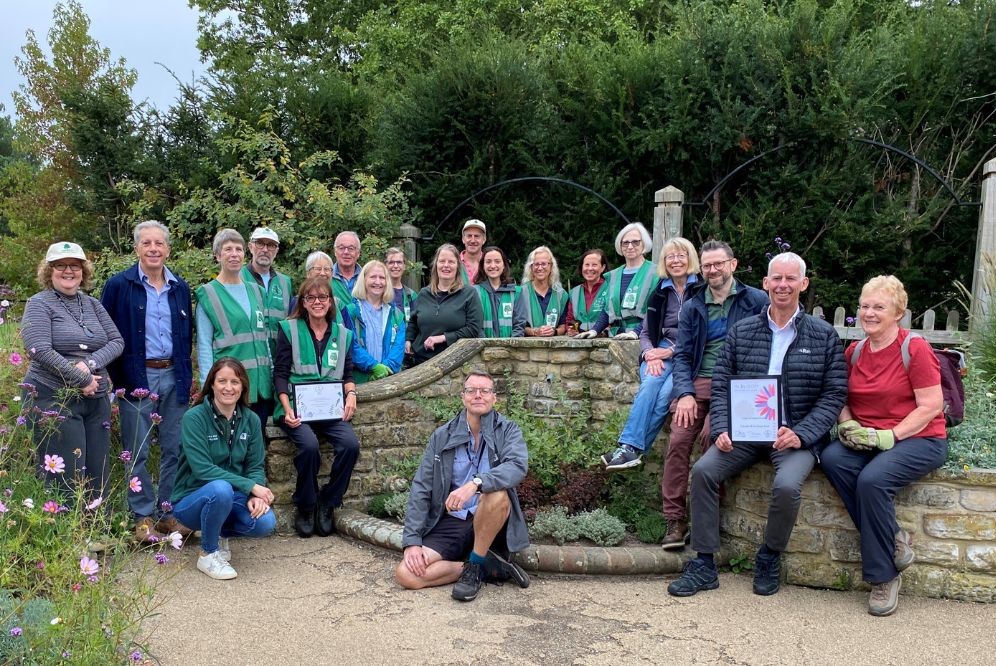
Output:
[661, 520, 689, 550]
[604, 445, 643, 471]
[869, 575, 901, 616]
[485, 549, 530, 588]
[753, 550, 782, 596]
[134, 517, 165, 544]
[667, 558, 719, 597]
[295, 507, 315, 538]
[894, 529, 915, 572]
[156, 514, 193, 537]
[451, 561, 486, 602]
[197, 550, 237, 580]
[217, 538, 231, 563]
[315, 503, 335, 537]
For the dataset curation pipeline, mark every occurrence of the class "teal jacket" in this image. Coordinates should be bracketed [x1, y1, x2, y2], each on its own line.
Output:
[172, 400, 267, 501]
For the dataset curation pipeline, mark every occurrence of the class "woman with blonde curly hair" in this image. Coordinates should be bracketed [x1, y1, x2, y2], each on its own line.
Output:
[519, 246, 569, 337]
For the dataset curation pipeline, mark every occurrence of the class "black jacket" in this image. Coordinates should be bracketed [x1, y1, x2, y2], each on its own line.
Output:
[709, 306, 848, 452]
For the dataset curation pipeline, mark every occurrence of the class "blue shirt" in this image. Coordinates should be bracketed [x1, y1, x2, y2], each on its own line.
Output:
[448, 429, 492, 519]
[139, 265, 177, 360]
[333, 264, 359, 294]
[359, 300, 388, 363]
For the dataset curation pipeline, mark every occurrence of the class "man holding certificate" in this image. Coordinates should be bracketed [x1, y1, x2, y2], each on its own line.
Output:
[668, 252, 847, 598]
[274, 277, 361, 539]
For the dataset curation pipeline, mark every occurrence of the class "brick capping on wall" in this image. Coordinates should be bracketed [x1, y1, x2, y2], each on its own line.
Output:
[264, 338, 995, 601]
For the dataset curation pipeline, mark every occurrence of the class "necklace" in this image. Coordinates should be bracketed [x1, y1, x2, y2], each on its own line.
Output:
[58, 291, 95, 338]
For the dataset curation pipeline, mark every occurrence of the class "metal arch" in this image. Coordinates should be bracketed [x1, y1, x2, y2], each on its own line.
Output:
[686, 137, 981, 208]
[426, 176, 632, 241]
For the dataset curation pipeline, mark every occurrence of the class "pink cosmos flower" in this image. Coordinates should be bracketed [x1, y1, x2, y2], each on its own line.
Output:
[8, 352, 22, 366]
[85, 496, 103, 511]
[42, 500, 59, 514]
[168, 531, 183, 550]
[43, 454, 66, 474]
[80, 556, 99, 576]
[129, 476, 142, 493]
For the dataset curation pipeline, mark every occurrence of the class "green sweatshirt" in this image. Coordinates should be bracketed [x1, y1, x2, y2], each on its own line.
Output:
[171, 400, 267, 502]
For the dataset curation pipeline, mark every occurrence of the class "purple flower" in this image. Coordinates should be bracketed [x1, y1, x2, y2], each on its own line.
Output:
[62, 650, 72, 659]
[160, 500, 173, 512]
[114, 388, 126, 398]
[8, 352, 22, 366]
[846, 316, 856, 325]
[155, 553, 169, 565]
[102, 420, 111, 430]
[36, 560, 45, 569]
[16, 416, 26, 426]
[150, 412, 162, 425]
[774, 236, 782, 243]
[3, 488, 11, 497]
[131, 650, 143, 661]
[130, 388, 150, 399]
[781, 242, 791, 250]
[149, 392, 159, 402]
[9, 627, 22, 637]
[119, 450, 132, 463]
[87, 574, 99, 584]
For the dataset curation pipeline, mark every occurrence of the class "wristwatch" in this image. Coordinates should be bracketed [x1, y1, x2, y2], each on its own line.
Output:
[472, 476, 484, 493]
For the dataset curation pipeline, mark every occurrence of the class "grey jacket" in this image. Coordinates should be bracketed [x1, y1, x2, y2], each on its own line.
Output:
[402, 409, 529, 552]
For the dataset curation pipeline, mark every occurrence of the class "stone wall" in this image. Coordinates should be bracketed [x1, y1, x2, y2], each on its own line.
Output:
[264, 337, 996, 601]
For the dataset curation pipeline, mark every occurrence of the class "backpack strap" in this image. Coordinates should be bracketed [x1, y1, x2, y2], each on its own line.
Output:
[851, 333, 915, 371]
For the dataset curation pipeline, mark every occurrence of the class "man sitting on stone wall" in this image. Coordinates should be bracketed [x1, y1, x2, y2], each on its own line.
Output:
[667, 252, 848, 598]
[395, 370, 531, 601]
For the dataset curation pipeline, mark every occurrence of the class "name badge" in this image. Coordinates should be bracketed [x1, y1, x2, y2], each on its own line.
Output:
[545, 309, 558, 327]
[622, 289, 638, 309]
[327, 341, 339, 367]
[502, 302, 513, 318]
[404, 305, 411, 322]
[255, 310, 265, 329]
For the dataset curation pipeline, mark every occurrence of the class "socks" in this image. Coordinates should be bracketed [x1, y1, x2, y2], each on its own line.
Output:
[469, 551, 487, 565]
[759, 544, 779, 557]
[696, 552, 714, 566]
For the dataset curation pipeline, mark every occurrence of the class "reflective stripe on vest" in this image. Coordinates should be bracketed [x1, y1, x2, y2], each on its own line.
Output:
[606, 262, 654, 332]
[569, 282, 607, 331]
[522, 282, 569, 328]
[477, 284, 519, 337]
[274, 318, 352, 419]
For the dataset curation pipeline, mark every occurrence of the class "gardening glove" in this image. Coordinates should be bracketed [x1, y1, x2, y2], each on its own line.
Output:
[836, 420, 863, 441]
[370, 363, 391, 380]
[614, 331, 639, 340]
[575, 330, 598, 339]
[843, 426, 895, 452]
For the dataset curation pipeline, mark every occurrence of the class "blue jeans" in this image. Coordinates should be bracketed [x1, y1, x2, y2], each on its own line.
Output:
[618, 355, 674, 452]
[172, 480, 276, 554]
[118, 367, 187, 519]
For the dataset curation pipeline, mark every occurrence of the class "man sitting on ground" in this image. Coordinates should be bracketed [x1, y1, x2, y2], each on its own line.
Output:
[395, 370, 530, 601]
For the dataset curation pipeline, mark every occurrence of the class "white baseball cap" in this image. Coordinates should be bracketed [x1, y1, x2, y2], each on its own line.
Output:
[462, 219, 486, 234]
[45, 242, 87, 263]
[250, 227, 280, 244]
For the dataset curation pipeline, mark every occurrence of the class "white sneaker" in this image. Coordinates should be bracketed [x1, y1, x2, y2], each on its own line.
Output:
[217, 538, 231, 563]
[197, 550, 237, 580]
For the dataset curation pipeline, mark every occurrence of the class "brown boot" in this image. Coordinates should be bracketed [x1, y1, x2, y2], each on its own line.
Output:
[661, 519, 689, 550]
[156, 515, 193, 537]
[134, 516, 166, 544]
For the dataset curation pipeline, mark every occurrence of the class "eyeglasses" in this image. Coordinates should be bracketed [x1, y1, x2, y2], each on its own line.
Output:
[621, 239, 643, 247]
[52, 263, 83, 273]
[701, 258, 733, 272]
[858, 304, 889, 313]
[532, 262, 551, 269]
[303, 295, 331, 303]
[252, 241, 278, 250]
[308, 266, 333, 275]
[335, 245, 359, 253]
[665, 253, 688, 261]
[462, 387, 495, 396]
[386, 260, 405, 266]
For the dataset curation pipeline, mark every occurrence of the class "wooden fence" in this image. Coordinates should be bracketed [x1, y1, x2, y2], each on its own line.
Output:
[813, 306, 965, 345]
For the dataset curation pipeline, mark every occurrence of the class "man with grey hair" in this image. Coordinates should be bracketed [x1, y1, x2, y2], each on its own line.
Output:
[331, 231, 362, 308]
[668, 251, 847, 598]
[243, 227, 293, 354]
[101, 220, 194, 542]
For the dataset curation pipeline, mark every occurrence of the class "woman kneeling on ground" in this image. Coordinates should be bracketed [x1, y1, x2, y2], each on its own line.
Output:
[820, 275, 948, 617]
[172, 357, 276, 580]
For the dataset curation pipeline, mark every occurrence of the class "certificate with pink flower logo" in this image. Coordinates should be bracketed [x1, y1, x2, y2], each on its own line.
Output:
[728, 375, 782, 444]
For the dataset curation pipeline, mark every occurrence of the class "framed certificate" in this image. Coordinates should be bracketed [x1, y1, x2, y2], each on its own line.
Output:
[293, 381, 344, 422]
[727, 375, 782, 445]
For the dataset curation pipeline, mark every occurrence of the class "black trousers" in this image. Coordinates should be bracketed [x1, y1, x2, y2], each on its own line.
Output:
[277, 418, 360, 510]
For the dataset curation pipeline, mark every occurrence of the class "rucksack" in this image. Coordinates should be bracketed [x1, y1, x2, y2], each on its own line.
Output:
[850, 333, 966, 427]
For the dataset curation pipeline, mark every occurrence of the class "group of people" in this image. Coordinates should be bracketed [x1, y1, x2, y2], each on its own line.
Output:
[19, 220, 950, 615]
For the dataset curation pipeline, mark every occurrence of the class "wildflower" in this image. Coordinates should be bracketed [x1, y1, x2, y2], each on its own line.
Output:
[63, 650, 72, 659]
[16, 416, 26, 426]
[102, 420, 111, 430]
[87, 574, 99, 583]
[71, 582, 82, 592]
[150, 412, 162, 425]
[36, 560, 45, 569]
[12, 396, 20, 402]
[9, 352, 22, 366]
[155, 552, 169, 565]
[168, 531, 183, 550]
[114, 388, 126, 398]
[131, 650, 143, 662]
[80, 556, 100, 576]
[43, 500, 59, 514]
[130, 388, 150, 399]
[50, 617, 62, 625]
[119, 450, 132, 463]
[129, 476, 142, 493]
[22, 498, 34, 509]
[85, 496, 103, 510]
[781, 242, 791, 250]
[845, 316, 856, 326]
[3, 488, 11, 497]
[149, 392, 159, 402]
[9, 627, 22, 637]
[774, 236, 782, 243]
[160, 500, 173, 513]
[0, 501, 6, 513]
[43, 454, 66, 474]
[0, 299, 8, 307]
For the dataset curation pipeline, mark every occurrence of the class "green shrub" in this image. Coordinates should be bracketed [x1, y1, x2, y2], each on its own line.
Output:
[631, 513, 668, 544]
[575, 508, 626, 547]
[383, 492, 410, 521]
[367, 493, 393, 519]
[945, 370, 996, 470]
[530, 507, 581, 545]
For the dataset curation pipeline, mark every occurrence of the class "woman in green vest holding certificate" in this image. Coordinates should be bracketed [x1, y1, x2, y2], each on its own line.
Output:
[274, 277, 360, 539]
[577, 222, 656, 339]
[474, 246, 527, 338]
[196, 228, 273, 425]
[519, 246, 569, 337]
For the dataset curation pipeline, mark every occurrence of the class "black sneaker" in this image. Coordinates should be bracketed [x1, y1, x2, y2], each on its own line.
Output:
[452, 561, 486, 602]
[667, 558, 719, 597]
[753, 550, 781, 596]
[604, 445, 643, 471]
[485, 549, 530, 588]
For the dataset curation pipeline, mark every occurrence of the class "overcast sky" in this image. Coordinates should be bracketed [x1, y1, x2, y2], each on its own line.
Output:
[0, 0, 208, 119]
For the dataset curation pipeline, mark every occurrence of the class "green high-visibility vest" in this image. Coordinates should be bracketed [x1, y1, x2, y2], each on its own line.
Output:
[520, 282, 569, 329]
[604, 261, 655, 335]
[343, 301, 405, 383]
[196, 279, 273, 402]
[476, 283, 521, 338]
[240, 266, 292, 351]
[272, 318, 352, 419]
[568, 281, 608, 332]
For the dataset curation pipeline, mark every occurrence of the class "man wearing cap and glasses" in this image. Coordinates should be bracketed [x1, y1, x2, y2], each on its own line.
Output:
[459, 219, 487, 284]
[101, 221, 194, 543]
[396, 370, 530, 602]
[243, 227, 294, 353]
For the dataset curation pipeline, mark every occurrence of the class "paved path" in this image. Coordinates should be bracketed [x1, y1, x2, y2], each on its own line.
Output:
[142, 533, 996, 665]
